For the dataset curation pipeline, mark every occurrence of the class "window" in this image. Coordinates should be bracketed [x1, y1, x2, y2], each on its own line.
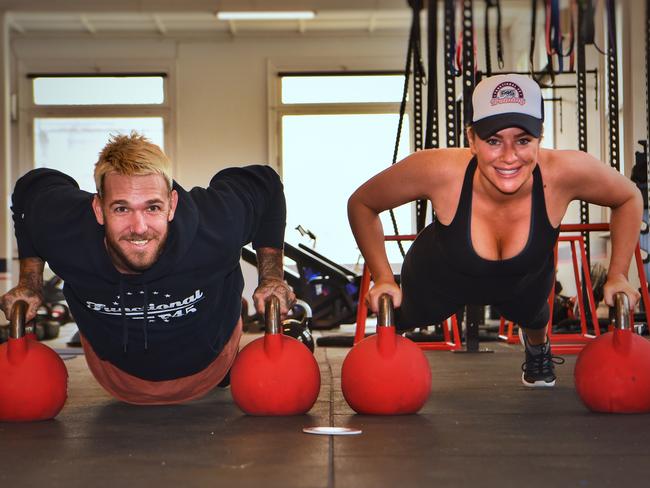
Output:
[278, 73, 412, 266]
[281, 75, 405, 104]
[22, 73, 171, 193]
[33, 76, 164, 105]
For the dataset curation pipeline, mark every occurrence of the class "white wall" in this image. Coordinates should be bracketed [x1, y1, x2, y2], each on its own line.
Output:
[174, 36, 407, 185]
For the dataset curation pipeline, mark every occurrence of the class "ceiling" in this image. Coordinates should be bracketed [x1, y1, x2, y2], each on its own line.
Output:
[2, 1, 532, 38]
[7, 10, 414, 37]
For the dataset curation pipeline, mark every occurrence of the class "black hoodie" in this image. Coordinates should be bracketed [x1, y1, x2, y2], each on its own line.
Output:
[11, 165, 285, 381]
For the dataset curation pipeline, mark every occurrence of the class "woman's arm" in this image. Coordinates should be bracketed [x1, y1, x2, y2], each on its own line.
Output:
[554, 150, 643, 307]
[348, 148, 461, 311]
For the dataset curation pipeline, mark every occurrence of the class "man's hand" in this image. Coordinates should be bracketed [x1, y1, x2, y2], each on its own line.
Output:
[254, 247, 295, 317]
[0, 257, 45, 323]
[253, 278, 296, 317]
[0, 285, 43, 323]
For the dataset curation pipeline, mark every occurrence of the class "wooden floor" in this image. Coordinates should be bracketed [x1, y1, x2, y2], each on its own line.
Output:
[2, 325, 650, 488]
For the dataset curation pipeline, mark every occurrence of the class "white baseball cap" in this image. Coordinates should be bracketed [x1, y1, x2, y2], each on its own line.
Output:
[471, 74, 544, 139]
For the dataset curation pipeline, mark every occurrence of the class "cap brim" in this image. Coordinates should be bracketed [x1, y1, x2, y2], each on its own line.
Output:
[472, 113, 543, 139]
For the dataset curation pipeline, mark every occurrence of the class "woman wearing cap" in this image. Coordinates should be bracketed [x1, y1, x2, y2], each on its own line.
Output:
[348, 74, 642, 387]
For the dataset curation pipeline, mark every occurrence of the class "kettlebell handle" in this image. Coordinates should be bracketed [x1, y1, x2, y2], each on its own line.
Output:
[378, 294, 394, 328]
[10, 300, 28, 340]
[265, 295, 281, 335]
[614, 292, 631, 331]
[293, 299, 312, 320]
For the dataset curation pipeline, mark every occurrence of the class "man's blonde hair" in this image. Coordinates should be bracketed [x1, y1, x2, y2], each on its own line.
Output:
[94, 132, 173, 197]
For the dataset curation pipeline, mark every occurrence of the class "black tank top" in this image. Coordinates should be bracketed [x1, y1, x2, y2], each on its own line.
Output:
[412, 157, 560, 304]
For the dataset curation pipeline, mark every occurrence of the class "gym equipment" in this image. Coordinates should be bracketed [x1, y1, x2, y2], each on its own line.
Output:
[230, 295, 320, 416]
[241, 243, 359, 329]
[242, 295, 316, 352]
[0, 300, 68, 422]
[284, 242, 359, 329]
[575, 292, 650, 413]
[41, 276, 72, 326]
[341, 294, 431, 415]
[282, 299, 315, 353]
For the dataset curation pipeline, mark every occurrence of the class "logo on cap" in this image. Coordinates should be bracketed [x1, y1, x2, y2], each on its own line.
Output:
[490, 82, 526, 106]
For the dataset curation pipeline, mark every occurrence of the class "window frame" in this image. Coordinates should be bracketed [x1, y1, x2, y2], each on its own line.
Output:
[17, 59, 176, 183]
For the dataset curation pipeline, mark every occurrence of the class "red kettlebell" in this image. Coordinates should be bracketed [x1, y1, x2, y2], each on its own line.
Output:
[575, 292, 650, 413]
[231, 295, 321, 415]
[341, 294, 431, 415]
[0, 300, 68, 422]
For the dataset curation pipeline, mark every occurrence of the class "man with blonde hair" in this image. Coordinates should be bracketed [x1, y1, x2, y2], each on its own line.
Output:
[1, 132, 293, 405]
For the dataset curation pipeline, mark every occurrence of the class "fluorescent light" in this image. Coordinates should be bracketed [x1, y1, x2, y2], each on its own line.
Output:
[217, 11, 315, 21]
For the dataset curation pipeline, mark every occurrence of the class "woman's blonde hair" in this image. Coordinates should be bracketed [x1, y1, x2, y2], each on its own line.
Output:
[94, 132, 172, 197]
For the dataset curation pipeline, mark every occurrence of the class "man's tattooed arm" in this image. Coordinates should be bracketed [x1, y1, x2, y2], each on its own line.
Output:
[252, 247, 295, 316]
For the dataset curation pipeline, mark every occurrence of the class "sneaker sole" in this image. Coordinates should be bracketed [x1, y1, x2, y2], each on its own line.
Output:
[521, 373, 556, 388]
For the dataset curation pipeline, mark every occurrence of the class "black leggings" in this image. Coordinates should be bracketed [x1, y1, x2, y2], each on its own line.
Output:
[395, 268, 552, 332]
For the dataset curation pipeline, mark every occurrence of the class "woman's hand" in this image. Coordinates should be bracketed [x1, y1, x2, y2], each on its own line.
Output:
[602, 273, 640, 310]
[367, 279, 402, 313]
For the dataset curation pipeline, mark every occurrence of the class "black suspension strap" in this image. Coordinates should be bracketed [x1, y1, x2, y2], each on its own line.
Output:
[389, 0, 426, 257]
[495, 0, 504, 69]
[551, 0, 563, 71]
[543, 0, 556, 81]
[530, 0, 538, 73]
[576, 0, 591, 260]
[484, 0, 504, 77]
[559, 0, 576, 72]
[462, 0, 476, 146]
[444, 0, 460, 147]
[425, 0, 440, 152]
[647, 0, 650, 218]
[461, 0, 485, 354]
[484, 1, 492, 76]
[606, 0, 620, 173]
[591, 0, 609, 55]
[580, 0, 596, 45]
[412, 5, 425, 155]
[412, 3, 426, 231]
[419, 0, 441, 231]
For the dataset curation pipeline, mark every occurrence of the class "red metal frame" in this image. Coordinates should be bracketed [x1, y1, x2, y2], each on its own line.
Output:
[547, 235, 601, 354]
[498, 317, 521, 344]
[353, 235, 463, 351]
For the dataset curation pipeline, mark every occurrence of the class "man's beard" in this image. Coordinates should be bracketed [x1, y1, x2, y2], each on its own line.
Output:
[105, 232, 167, 274]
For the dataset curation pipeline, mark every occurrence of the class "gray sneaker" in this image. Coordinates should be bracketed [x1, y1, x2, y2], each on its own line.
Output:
[519, 329, 565, 387]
